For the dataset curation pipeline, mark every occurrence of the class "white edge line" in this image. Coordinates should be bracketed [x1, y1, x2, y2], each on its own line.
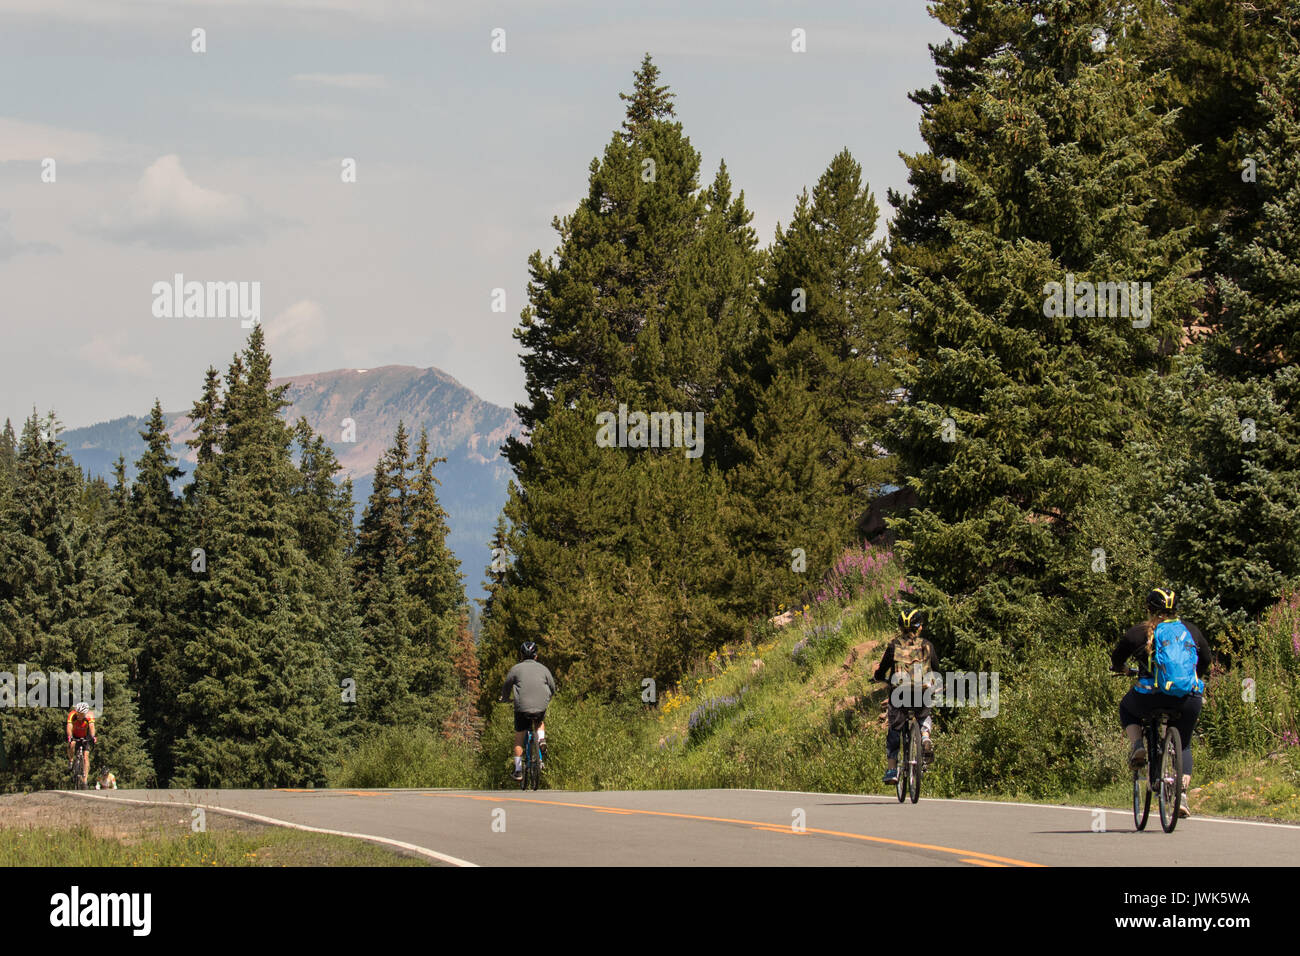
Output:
[57, 791, 479, 867]
[730, 788, 1300, 831]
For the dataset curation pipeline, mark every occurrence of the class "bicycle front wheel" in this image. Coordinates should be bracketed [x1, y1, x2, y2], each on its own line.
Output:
[908, 718, 922, 804]
[1159, 726, 1183, 833]
[896, 727, 908, 803]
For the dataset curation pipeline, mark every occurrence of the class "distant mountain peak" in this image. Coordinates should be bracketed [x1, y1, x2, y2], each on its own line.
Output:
[58, 362, 520, 599]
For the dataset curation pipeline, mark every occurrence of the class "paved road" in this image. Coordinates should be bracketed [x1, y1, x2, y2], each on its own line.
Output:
[61, 787, 1300, 867]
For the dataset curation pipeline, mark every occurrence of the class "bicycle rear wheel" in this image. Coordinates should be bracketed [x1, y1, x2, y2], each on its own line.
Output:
[896, 726, 909, 803]
[908, 717, 922, 804]
[1159, 726, 1183, 833]
[518, 733, 531, 790]
[1132, 765, 1151, 831]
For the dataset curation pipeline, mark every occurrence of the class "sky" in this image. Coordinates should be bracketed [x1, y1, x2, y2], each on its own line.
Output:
[0, 0, 951, 431]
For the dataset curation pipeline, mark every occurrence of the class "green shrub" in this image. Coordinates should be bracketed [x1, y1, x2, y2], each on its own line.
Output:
[332, 728, 483, 789]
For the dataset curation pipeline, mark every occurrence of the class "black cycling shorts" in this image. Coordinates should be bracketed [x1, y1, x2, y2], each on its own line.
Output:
[514, 711, 546, 733]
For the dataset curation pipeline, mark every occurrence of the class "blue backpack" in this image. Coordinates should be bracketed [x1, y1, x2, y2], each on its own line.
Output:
[1143, 620, 1204, 697]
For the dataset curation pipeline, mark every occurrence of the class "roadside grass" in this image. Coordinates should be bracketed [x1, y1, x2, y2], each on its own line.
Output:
[0, 824, 431, 867]
[332, 726, 483, 790]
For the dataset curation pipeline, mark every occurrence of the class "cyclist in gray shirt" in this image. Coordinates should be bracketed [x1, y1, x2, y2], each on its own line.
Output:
[499, 641, 557, 781]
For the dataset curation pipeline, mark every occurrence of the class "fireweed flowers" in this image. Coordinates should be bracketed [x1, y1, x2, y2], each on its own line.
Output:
[814, 543, 909, 607]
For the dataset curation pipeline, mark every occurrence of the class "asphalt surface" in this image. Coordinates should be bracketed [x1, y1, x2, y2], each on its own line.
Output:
[59, 787, 1300, 867]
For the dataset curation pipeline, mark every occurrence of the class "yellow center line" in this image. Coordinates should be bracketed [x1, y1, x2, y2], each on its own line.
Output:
[425, 792, 1045, 867]
[961, 858, 1008, 867]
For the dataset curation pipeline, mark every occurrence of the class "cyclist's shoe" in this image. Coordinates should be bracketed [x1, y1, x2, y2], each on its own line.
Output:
[1129, 740, 1147, 769]
[1177, 793, 1191, 819]
[921, 735, 934, 762]
[882, 768, 899, 784]
[538, 744, 547, 770]
[512, 766, 524, 782]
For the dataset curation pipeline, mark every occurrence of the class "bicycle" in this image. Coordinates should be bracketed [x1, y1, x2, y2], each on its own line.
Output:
[894, 708, 924, 805]
[1116, 667, 1184, 833]
[68, 738, 91, 790]
[497, 696, 546, 790]
[519, 716, 542, 792]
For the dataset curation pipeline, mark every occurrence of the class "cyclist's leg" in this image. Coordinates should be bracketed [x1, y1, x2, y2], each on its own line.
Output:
[536, 715, 547, 763]
[512, 711, 528, 777]
[1171, 692, 1202, 788]
[1119, 689, 1148, 766]
[919, 707, 934, 757]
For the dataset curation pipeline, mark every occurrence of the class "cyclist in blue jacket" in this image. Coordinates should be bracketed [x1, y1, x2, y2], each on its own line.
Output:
[1110, 588, 1212, 818]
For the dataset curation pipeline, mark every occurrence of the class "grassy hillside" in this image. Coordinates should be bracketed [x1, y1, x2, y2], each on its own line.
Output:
[337, 551, 1300, 820]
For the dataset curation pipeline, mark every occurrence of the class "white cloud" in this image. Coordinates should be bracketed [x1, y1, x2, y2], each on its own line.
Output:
[0, 117, 114, 163]
[0, 210, 57, 262]
[264, 299, 327, 360]
[206, 100, 351, 123]
[94, 154, 262, 249]
[2, 0, 469, 24]
[291, 72, 390, 90]
[529, 19, 938, 61]
[77, 332, 151, 377]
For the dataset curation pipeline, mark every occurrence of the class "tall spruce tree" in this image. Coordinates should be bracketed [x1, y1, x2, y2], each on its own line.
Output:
[494, 57, 750, 697]
[171, 329, 339, 787]
[352, 424, 465, 729]
[353, 423, 421, 729]
[0, 412, 149, 791]
[291, 419, 364, 747]
[123, 402, 185, 783]
[887, 0, 1202, 659]
[407, 428, 466, 709]
[508, 54, 705, 469]
[725, 150, 902, 609]
[0, 419, 16, 480]
[1143, 0, 1292, 267]
[1155, 30, 1300, 619]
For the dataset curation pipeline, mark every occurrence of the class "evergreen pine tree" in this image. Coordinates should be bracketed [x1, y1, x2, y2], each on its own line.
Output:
[1156, 31, 1300, 618]
[496, 57, 751, 696]
[0, 418, 17, 482]
[887, 0, 1202, 657]
[0, 412, 149, 790]
[407, 428, 466, 710]
[124, 402, 185, 783]
[171, 329, 339, 787]
[291, 418, 364, 748]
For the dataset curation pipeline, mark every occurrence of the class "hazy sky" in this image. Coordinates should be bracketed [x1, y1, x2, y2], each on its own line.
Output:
[0, 0, 950, 430]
